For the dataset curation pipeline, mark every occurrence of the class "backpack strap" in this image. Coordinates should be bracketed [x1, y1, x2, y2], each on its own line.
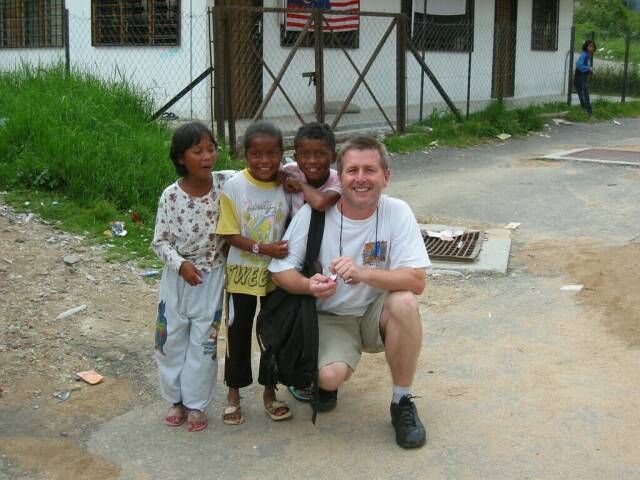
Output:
[302, 208, 325, 277]
[303, 208, 324, 424]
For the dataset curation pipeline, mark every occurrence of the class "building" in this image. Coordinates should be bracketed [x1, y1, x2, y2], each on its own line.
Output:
[0, 1, 575, 132]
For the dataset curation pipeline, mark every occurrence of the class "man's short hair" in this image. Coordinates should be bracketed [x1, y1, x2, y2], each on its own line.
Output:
[336, 136, 389, 173]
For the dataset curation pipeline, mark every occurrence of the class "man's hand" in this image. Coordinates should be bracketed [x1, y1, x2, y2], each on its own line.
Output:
[284, 177, 303, 193]
[330, 256, 363, 285]
[179, 261, 202, 286]
[308, 273, 337, 299]
[259, 240, 289, 259]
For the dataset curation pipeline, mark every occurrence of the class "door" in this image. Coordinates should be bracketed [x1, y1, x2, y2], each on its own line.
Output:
[218, 0, 263, 118]
[492, 0, 517, 98]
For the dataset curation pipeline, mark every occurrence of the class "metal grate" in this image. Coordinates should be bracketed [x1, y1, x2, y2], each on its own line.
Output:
[561, 148, 640, 164]
[422, 231, 483, 261]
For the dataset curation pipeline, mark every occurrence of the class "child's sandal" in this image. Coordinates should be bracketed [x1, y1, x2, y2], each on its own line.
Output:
[222, 404, 244, 425]
[164, 404, 186, 427]
[186, 409, 208, 432]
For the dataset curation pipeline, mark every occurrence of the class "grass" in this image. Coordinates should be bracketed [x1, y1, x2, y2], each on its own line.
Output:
[385, 99, 640, 154]
[0, 65, 241, 265]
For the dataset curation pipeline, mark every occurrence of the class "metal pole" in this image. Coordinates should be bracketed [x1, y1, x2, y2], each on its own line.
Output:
[314, 10, 324, 123]
[567, 26, 575, 107]
[222, 12, 236, 155]
[64, 8, 70, 76]
[590, 30, 595, 71]
[396, 14, 407, 133]
[207, 7, 215, 129]
[621, 31, 631, 103]
[466, 21, 472, 118]
[213, 7, 226, 144]
[419, 0, 427, 123]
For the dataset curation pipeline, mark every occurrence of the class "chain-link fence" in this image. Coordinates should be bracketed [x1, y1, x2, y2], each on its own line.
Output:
[3, 3, 619, 151]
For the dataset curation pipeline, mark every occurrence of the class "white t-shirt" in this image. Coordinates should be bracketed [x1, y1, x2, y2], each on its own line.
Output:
[283, 163, 342, 216]
[269, 195, 430, 315]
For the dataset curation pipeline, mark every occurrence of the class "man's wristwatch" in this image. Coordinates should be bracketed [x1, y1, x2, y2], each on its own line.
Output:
[251, 242, 260, 254]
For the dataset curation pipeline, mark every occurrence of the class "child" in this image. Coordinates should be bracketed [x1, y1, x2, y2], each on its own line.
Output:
[151, 122, 233, 432]
[216, 121, 292, 425]
[284, 122, 342, 217]
[575, 39, 596, 117]
[283, 122, 342, 402]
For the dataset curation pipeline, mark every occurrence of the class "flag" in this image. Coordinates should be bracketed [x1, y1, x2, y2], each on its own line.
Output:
[285, 0, 360, 32]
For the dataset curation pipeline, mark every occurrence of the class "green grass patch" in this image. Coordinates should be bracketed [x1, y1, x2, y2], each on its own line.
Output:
[0, 65, 242, 264]
[385, 99, 640, 154]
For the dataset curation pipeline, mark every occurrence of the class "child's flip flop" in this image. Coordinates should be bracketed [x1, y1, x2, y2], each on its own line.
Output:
[186, 409, 208, 432]
[264, 400, 292, 421]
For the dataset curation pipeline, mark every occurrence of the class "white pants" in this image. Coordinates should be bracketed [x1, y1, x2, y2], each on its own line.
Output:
[155, 265, 224, 411]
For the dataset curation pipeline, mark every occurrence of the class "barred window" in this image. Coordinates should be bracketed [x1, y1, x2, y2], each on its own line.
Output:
[403, 0, 474, 53]
[0, 0, 64, 48]
[531, 0, 558, 51]
[91, 0, 180, 46]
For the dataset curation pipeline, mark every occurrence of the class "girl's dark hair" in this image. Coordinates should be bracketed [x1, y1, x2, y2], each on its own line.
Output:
[294, 122, 336, 153]
[243, 120, 283, 154]
[582, 39, 597, 52]
[169, 122, 216, 176]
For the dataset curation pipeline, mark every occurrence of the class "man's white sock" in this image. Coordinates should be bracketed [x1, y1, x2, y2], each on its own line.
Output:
[392, 385, 412, 404]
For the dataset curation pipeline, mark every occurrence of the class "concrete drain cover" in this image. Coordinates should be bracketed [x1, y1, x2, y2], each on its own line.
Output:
[423, 231, 483, 261]
[543, 148, 640, 166]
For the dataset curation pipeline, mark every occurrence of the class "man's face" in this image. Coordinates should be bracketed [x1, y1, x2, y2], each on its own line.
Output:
[339, 148, 390, 215]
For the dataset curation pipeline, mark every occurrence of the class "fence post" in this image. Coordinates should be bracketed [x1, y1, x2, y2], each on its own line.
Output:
[466, 21, 472, 118]
[621, 31, 631, 103]
[396, 14, 407, 133]
[207, 8, 215, 129]
[314, 10, 324, 123]
[222, 11, 236, 155]
[64, 8, 70, 76]
[567, 26, 575, 107]
[212, 7, 226, 144]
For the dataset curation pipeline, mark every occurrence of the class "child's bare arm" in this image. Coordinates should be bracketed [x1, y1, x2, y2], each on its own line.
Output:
[298, 183, 341, 211]
[223, 234, 288, 259]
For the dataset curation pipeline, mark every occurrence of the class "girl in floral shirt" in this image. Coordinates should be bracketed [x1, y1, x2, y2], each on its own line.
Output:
[151, 122, 234, 432]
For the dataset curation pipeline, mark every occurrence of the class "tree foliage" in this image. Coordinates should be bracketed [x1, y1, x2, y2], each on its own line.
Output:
[574, 0, 640, 36]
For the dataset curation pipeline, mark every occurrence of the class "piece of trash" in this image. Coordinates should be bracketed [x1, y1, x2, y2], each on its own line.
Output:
[75, 370, 104, 385]
[503, 222, 521, 230]
[426, 229, 465, 241]
[130, 211, 144, 225]
[52, 201, 59, 206]
[560, 284, 584, 292]
[109, 221, 127, 237]
[23, 201, 30, 206]
[23, 213, 34, 224]
[63, 254, 80, 266]
[0, 117, 7, 128]
[496, 133, 511, 140]
[539, 133, 550, 138]
[552, 118, 575, 125]
[429, 140, 439, 147]
[612, 119, 622, 126]
[429, 269, 463, 277]
[138, 270, 160, 278]
[53, 386, 80, 402]
[456, 241, 464, 249]
[85, 274, 96, 282]
[55, 304, 87, 321]
[103, 229, 113, 237]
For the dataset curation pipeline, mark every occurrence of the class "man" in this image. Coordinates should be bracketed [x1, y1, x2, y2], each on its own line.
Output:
[269, 136, 430, 448]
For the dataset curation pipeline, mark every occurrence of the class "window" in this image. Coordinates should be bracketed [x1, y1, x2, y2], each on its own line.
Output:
[280, 1, 359, 49]
[531, 0, 558, 51]
[402, 0, 474, 53]
[91, 0, 180, 46]
[0, 0, 64, 48]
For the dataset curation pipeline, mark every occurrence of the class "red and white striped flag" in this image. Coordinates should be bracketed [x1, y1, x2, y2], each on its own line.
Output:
[285, 0, 360, 32]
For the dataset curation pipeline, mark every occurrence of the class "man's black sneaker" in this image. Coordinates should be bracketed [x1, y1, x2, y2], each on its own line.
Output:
[315, 388, 337, 412]
[390, 395, 427, 448]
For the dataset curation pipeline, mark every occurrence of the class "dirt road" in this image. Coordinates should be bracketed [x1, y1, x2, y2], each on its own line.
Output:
[1, 119, 639, 479]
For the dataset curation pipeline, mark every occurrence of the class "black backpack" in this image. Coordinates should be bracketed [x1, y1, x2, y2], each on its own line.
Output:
[257, 208, 324, 422]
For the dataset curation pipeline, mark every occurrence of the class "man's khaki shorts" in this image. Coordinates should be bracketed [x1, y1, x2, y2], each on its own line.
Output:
[317, 293, 387, 371]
